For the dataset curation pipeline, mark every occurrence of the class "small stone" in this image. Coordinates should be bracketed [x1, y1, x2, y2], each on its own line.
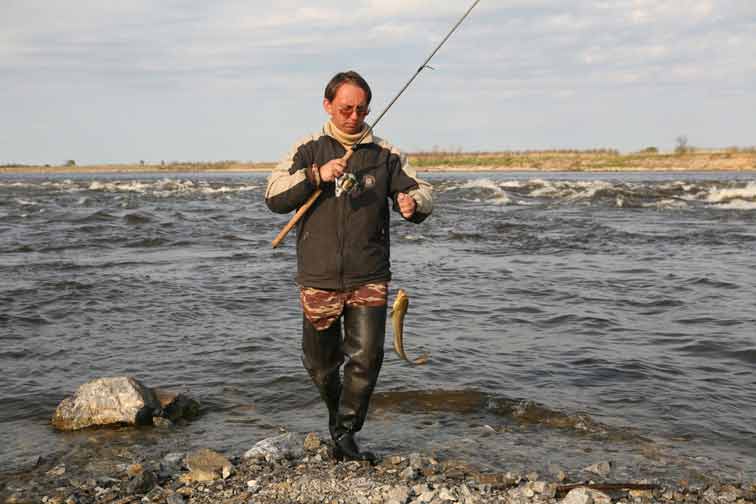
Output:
[523, 485, 536, 498]
[401, 466, 418, 481]
[536, 482, 557, 498]
[557, 470, 568, 482]
[127, 463, 143, 477]
[387, 455, 405, 466]
[720, 485, 744, 503]
[418, 490, 438, 503]
[458, 484, 473, 498]
[126, 471, 157, 495]
[532, 481, 548, 494]
[438, 487, 456, 501]
[586, 488, 612, 504]
[629, 489, 654, 500]
[152, 416, 173, 427]
[47, 465, 66, 477]
[563, 487, 594, 504]
[583, 462, 613, 478]
[303, 432, 321, 451]
[154, 390, 201, 421]
[244, 432, 304, 462]
[163, 452, 185, 465]
[527, 471, 539, 482]
[409, 453, 424, 470]
[413, 484, 431, 496]
[386, 486, 410, 504]
[183, 448, 233, 482]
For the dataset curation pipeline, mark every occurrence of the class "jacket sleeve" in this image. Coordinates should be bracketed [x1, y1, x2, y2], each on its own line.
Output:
[265, 136, 319, 214]
[388, 151, 433, 224]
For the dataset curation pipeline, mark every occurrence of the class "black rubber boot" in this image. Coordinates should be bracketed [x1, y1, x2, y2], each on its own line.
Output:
[332, 305, 386, 463]
[333, 432, 376, 463]
[301, 315, 344, 442]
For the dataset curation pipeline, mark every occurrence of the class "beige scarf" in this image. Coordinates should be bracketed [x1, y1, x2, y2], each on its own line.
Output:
[324, 120, 373, 149]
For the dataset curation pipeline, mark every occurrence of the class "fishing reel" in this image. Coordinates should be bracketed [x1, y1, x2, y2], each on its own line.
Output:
[335, 173, 359, 197]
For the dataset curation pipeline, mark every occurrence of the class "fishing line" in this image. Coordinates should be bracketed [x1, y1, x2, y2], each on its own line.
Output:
[353, 0, 481, 148]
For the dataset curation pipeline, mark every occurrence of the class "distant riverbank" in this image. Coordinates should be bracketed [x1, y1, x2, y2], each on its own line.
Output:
[2, 150, 755, 174]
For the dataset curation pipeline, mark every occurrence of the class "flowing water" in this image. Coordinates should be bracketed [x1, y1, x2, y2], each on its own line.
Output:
[1, 171, 755, 483]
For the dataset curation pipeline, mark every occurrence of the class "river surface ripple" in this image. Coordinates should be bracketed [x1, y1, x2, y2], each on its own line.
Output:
[1, 171, 755, 482]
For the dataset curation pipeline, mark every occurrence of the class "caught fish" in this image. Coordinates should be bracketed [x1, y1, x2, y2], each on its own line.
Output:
[391, 289, 429, 365]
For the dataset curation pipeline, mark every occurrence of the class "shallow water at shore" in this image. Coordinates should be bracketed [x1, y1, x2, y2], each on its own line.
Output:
[1, 171, 755, 482]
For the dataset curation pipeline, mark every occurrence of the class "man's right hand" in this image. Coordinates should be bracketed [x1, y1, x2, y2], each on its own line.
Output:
[319, 157, 347, 183]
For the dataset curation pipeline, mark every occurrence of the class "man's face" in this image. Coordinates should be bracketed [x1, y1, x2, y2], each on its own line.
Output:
[323, 83, 370, 135]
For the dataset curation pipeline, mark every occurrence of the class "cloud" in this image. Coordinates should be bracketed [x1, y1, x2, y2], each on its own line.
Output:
[1, 0, 755, 163]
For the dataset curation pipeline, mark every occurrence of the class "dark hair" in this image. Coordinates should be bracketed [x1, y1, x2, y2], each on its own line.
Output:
[324, 71, 372, 105]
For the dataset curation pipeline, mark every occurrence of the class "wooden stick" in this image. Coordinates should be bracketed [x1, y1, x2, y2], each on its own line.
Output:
[555, 482, 659, 496]
[271, 148, 353, 248]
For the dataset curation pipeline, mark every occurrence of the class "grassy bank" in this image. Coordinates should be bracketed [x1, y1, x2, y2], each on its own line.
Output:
[409, 149, 756, 172]
[3, 150, 756, 174]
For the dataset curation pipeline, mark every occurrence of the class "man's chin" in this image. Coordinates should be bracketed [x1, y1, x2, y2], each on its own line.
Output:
[343, 124, 363, 134]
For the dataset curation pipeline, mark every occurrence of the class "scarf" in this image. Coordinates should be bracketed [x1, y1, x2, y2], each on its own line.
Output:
[324, 120, 373, 149]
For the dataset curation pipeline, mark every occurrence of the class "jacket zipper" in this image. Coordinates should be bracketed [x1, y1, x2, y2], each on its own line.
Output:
[336, 145, 347, 290]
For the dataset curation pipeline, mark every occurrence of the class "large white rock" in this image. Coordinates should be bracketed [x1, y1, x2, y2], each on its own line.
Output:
[52, 376, 162, 431]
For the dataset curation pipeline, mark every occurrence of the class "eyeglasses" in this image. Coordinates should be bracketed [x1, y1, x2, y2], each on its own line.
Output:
[336, 105, 370, 117]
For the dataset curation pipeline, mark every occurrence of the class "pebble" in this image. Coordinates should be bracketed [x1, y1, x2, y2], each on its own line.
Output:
[127, 463, 143, 477]
[46, 465, 66, 477]
[438, 487, 456, 501]
[583, 461, 613, 478]
[563, 487, 595, 504]
[409, 453, 424, 470]
[385, 485, 411, 503]
[303, 432, 321, 451]
[401, 466, 419, 481]
[126, 470, 157, 495]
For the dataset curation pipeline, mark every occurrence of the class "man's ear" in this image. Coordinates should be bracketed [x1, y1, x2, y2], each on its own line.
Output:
[323, 98, 332, 115]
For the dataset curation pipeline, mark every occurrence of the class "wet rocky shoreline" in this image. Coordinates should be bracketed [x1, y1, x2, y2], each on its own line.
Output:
[2, 430, 754, 504]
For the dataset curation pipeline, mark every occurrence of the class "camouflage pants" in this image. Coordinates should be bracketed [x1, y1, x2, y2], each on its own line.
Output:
[299, 282, 388, 331]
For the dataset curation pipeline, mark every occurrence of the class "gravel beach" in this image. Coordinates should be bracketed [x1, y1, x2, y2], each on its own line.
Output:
[2, 430, 753, 504]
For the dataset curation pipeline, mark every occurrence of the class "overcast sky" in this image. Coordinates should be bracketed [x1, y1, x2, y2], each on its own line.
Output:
[1, 0, 754, 165]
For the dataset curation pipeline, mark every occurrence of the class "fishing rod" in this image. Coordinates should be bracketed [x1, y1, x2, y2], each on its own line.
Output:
[357, 0, 481, 148]
[271, 0, 481, 248]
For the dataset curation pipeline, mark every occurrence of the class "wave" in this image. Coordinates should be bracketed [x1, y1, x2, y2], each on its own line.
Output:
[706, 182, 756, 203]
[2, 178, 259, 197]
[452, 178, 513, 205]
[447, 177, 756, 210]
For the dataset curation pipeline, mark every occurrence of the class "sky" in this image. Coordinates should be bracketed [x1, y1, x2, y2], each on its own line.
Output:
[1, 0, 755, 165]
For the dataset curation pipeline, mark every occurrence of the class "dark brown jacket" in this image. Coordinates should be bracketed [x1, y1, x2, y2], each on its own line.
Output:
[265, 125, 433, 290]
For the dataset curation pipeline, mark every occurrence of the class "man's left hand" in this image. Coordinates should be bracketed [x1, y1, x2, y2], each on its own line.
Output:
[397, 193, 416, 219]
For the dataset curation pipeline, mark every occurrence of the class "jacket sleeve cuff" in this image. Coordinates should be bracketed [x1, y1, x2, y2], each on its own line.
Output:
[305, 164, 321, 189]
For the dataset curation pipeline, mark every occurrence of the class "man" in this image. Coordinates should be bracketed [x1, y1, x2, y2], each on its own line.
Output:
[265, 70, 432, 462]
